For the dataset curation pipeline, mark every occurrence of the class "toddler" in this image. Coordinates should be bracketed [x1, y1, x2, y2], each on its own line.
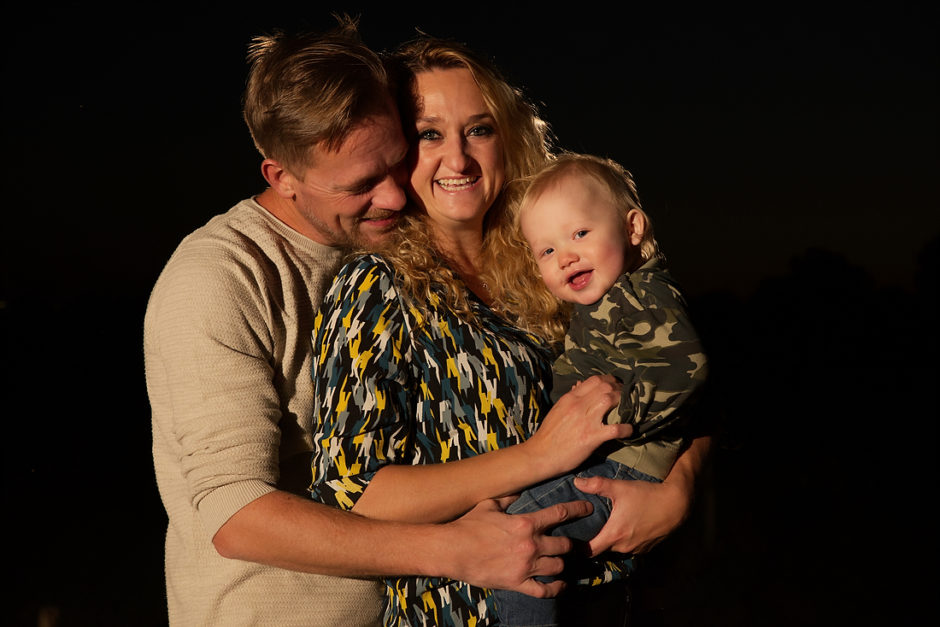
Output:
[494, 153, 709, 626]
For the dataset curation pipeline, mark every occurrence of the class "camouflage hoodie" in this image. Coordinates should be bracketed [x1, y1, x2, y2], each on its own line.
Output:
[552, 257, 709, 479]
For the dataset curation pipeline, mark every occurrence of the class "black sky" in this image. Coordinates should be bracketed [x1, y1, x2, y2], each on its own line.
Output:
[5, 2, 936, 299]
[2, 2, 937, 625]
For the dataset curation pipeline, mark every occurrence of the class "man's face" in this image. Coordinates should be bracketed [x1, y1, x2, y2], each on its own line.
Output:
[292, 112, 409, 247]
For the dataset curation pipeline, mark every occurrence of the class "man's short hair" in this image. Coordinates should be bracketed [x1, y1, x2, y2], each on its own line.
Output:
[243, 16, 393, 175]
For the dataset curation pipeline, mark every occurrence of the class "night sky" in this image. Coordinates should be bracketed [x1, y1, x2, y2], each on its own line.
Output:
[3, 2, 936, 625]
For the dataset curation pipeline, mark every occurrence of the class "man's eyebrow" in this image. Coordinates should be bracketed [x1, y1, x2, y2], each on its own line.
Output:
[340, 149, 408, 192]
[338, 174, 380, 193]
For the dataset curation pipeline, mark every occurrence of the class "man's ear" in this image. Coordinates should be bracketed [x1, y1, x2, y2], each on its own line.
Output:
[625, 209, 647, 246]
[261, 158, 298, 199]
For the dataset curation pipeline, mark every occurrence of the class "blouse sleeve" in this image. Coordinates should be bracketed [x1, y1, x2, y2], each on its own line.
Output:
[309, 256, 413, 510]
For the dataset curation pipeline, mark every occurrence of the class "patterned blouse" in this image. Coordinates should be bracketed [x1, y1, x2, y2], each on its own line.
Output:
[309, 254, 555, 626]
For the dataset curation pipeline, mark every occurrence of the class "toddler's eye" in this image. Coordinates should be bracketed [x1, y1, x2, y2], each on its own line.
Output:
[574, 230, 589, 239]
[541, 247, 555, 257]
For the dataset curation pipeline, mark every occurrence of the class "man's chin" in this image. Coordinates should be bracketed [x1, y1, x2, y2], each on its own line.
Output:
[355, 215, 400, 247]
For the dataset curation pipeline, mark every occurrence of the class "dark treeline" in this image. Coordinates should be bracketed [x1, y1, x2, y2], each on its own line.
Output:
[630, 236, 938, 625]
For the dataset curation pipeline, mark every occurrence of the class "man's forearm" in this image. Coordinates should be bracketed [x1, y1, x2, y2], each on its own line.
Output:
[664, 434, 713, 503]
[212, 489, 592, 596]
[213, 490, 442, 577]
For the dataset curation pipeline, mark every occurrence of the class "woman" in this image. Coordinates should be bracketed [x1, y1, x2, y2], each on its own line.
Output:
[310, 36, 697, 626]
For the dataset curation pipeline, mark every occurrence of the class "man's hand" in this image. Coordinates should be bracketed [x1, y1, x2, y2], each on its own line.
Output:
[442, 498, 594, 597]
[575, 435, 711, 556]
[574, 475, 690, 556]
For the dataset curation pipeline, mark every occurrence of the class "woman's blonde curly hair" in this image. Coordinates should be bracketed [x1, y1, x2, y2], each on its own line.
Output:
[368, 35, 570, 345]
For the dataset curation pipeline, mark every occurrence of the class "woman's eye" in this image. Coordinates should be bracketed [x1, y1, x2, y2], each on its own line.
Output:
[468, 125, 494, 137]
[418, 129, 441, 141]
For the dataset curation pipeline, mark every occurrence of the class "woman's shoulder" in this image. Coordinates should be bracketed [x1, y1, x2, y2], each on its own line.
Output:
[321, 252, 407, 317]
[314, 253, 413, 352]
[330, 252, 396, 286]
[337, 252, 393, 273]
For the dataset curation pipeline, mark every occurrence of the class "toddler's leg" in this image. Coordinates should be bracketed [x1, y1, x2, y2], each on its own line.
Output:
[506, 462, 616, 542]
[495, 462, 619, 626]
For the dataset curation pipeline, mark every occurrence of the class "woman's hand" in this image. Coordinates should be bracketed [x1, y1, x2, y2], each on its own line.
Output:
[523, 375, 632, 478]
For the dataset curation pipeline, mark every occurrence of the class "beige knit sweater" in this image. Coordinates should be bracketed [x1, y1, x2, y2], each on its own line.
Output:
[144, 198, 383, 625]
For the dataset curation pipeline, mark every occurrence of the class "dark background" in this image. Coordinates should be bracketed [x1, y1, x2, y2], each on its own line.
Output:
[3, 2, 936, 625]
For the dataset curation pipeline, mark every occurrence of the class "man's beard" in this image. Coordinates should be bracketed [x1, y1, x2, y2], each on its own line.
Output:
[345, 209, 401, 249]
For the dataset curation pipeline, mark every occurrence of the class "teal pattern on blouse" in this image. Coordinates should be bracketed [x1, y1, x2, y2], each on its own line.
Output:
[309, 254, 625, 626]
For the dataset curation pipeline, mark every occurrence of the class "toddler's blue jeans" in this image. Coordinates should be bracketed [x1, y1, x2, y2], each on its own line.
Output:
[492, 458, 659, 627]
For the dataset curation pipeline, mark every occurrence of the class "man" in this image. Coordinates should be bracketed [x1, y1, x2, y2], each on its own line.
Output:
[144, 18, 709, 626]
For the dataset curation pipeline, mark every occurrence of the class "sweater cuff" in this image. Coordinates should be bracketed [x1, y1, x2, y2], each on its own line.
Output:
[198, 479, 278, 538]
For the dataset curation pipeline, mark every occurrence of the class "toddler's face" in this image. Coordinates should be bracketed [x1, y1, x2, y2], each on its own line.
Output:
[521, 175, 629, 305]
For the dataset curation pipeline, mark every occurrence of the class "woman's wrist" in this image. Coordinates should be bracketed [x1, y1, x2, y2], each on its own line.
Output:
[515, 430, 559, 482]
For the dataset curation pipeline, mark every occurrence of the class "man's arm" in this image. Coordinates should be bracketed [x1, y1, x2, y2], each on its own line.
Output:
[213, 490, 593, 597]
[575, 434, 712, 555]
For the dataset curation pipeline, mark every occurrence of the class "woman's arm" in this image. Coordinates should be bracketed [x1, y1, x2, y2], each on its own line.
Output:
[310, 257, 630, 523]
[354, 375, 629, 522]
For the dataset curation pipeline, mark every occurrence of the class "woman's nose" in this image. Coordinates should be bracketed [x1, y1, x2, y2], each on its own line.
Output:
[443, 136, 471, 172]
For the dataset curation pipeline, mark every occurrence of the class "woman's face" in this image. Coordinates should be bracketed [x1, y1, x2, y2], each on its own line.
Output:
[407, 67, 505, 233]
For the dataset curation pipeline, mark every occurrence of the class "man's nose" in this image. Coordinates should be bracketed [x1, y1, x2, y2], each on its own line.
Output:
[374, 175, 407, 211]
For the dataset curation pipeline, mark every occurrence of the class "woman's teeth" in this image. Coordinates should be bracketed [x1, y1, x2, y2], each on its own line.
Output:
[436, 176, 478, 191]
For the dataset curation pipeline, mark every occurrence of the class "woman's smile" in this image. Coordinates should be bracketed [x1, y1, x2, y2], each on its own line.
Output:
[435, 175, 481, 192]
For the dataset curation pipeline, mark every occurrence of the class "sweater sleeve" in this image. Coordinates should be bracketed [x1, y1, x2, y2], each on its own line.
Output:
[145, 239, 283, 537]
[309, 256, 413, 510]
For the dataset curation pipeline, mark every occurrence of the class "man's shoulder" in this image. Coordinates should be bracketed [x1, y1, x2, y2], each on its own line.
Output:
[178, 198, 286, 256]
[162, 198, 343, 278]
[147, 198, 345, 317]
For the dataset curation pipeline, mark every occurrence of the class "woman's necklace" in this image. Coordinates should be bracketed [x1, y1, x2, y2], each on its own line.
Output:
[464, 274, 490, 302]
